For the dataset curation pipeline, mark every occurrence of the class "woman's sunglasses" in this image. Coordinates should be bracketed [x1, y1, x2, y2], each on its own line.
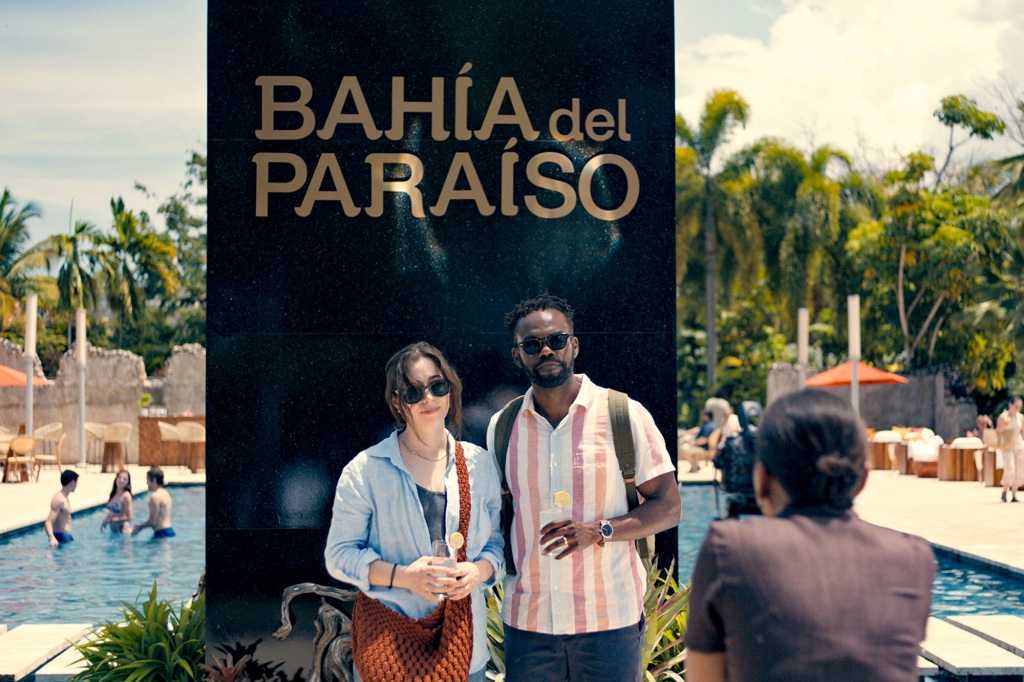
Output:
[399, 379, 451, 405]
[517, 332, 573, 355]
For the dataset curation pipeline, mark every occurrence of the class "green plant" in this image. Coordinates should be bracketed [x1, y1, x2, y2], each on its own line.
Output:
[70, 583, 205, 682]
[204, 640, 303, 682]
[641, 560, 689, 682]
[139, 393, 153, 408]
[485, 583, 506, 677]
[484, 563, 689, 681]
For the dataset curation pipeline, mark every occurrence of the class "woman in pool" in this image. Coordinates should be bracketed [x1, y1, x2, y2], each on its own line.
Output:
[324, 342, 504, 682]
[685, 388, 935, 682]
[100, 469, 133, 533]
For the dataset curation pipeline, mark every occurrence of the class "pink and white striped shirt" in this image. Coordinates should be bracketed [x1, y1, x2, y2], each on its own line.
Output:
[486, 375, 674, 635]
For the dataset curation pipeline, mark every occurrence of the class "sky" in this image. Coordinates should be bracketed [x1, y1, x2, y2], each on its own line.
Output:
[1, 0, 1022, 244]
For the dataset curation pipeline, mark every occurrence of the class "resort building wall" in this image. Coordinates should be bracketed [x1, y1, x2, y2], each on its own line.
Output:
[0, 341, 206, 463]
[768, 364, 978, 440]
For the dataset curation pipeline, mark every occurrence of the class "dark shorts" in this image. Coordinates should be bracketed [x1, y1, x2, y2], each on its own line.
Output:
[53, 532, 74, 544]
[154, 527, 176, 538]
[503, 621, 643, 682]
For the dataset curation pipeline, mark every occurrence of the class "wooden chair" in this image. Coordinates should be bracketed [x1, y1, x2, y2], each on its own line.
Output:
[101, 422, 132, 473]
[84, 422, 108, 468]
[31, 422, 64, 479]
[157, 421, 182, 467]
[3, 436, 37, 483]
[177, 421, 206, 473]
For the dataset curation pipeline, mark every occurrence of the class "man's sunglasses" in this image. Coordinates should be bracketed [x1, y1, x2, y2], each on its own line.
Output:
[398, 379, 451, 405]
[516, 332, 573, 355]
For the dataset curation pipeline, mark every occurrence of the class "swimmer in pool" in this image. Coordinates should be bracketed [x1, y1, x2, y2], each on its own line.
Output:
[45, 469, 79, 547]
[100, 469, 133, 533]
[132, 466, 175, 538]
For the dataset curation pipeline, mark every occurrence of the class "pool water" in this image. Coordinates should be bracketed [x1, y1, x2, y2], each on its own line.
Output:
[678, 484, 1024, 616]
[0, 486, 205, 627]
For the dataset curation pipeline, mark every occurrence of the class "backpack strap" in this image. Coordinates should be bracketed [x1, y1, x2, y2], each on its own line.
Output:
[607, 389, 652, 564]
[493, 396, 525, 576]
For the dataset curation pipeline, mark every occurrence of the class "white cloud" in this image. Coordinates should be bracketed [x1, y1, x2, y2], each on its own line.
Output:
[675, 0, 1023, 169]
[0, 0, 206, 243]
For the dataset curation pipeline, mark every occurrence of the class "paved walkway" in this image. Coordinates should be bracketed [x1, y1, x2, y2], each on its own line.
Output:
[0, 464, 205, 536]
[681, 460, 1024, 575]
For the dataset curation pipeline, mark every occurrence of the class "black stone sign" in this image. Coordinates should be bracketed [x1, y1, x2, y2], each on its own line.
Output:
[209, 0, 675, 672]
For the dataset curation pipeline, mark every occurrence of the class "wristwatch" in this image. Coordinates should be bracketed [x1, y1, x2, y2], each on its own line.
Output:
[597, 520, 613, 546]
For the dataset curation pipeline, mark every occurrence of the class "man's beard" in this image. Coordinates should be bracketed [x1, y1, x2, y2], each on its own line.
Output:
[524, 355, 574, 389]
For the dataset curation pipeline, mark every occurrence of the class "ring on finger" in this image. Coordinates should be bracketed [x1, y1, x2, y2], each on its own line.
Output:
[559, 536, 569, 546]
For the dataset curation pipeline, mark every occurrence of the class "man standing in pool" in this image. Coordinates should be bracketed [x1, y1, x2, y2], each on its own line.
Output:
[44, 469, 79, 547]
[132, 466, 176, 538]
[488, 294, 680, 682]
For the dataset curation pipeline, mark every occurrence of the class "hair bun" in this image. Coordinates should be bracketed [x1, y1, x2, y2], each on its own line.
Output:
[816, 453, 858, 479]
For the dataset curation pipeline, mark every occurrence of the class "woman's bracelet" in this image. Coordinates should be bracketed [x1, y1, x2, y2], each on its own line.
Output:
[388, 563, 398, 588]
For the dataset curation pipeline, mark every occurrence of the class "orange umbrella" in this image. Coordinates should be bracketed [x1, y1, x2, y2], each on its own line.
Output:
[0, 364, 51, 387]
[805, 361, 909, 387]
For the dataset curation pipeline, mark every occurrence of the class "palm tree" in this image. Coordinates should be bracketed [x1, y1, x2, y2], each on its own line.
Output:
[0, 188, 44, 327]
[675, 90, 750, 388]
[24, 219, 105, 314]
[102, 197, 179, 342]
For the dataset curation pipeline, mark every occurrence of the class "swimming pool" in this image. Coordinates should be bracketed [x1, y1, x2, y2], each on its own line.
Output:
[678, 484, 1024, 616]
[0, 486, 205, 627]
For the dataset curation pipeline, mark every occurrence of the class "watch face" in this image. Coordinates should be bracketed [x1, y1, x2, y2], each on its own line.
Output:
[600, 522, 613, 538]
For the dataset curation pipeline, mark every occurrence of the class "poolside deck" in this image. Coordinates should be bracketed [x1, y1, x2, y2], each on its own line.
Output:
[680, 460, 1024, 576]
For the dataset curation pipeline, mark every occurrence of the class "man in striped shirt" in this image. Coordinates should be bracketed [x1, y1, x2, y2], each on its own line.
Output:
[487, 294, 681, 682]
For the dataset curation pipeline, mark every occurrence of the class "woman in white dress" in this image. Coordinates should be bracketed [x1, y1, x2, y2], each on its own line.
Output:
[996, 396, 1024, 503]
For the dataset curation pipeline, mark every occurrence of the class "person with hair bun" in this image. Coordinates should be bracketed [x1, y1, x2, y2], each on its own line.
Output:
[685, 388, 935, 682]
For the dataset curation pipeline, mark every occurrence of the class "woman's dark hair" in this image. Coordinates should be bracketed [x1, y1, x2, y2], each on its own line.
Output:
[756, 388, 867, 509]
[384, 342, 464, 437]
[107, 469, 132, 501]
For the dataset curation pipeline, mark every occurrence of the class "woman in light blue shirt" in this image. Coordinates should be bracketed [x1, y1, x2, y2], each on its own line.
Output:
[325, 342, 504, 682]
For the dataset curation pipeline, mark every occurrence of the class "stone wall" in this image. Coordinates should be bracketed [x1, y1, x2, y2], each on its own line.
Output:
[163, 343, 206, 417]
[767, 364, 978, 441]
[0, 343, 205, 464]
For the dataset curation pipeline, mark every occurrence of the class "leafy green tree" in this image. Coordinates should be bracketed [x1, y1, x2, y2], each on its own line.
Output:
[933, 94, 1006, 188]
[675, 90, 750, 389]
[156, 151, 206, 309]
[0, 188, 45, 328]
[848, 154, 1014, 368]
[102, 197, 179, 343]
[989, 91, 1024, 209]
[25, 219, 106, 315]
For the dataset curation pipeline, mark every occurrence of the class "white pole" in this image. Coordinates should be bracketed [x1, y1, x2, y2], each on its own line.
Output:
[848, 295, 861, 415]
[76, 308, 88, 468]
[797, 307, 809, 388]
[24, 294, 37, 435]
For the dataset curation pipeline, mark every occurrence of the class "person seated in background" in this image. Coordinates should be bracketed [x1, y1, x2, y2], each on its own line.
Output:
[685, 388, 934, 682]
[680, 410, 718, 473]
[967, 414, 993, 439]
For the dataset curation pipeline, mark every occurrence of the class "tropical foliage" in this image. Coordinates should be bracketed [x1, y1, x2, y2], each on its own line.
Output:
[485, 563, 690, 681]
[677, 84, 1024, 420]
[70, 584, 205, 682]
[1, 151, 206, 374]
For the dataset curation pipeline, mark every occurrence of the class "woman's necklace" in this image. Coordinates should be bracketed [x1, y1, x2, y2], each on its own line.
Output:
[401, 433, 449, 462]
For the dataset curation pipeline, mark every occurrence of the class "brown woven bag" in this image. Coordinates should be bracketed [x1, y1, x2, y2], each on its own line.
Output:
[351, 441, 474, 682]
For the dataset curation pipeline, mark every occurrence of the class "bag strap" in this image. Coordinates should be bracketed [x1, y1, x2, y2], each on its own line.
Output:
[453, 441, 470, 563]
[607, 390, 651, 564]
[493, 396, 524, 574]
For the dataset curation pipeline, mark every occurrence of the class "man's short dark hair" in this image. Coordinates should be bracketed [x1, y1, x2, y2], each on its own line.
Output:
[504, 293, 575, 337]
[147, 466, 165, 487]
[61, 469, 79, 486]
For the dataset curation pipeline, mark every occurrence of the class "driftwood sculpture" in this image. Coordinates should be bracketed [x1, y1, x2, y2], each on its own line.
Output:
[274, 583, 361, 682]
